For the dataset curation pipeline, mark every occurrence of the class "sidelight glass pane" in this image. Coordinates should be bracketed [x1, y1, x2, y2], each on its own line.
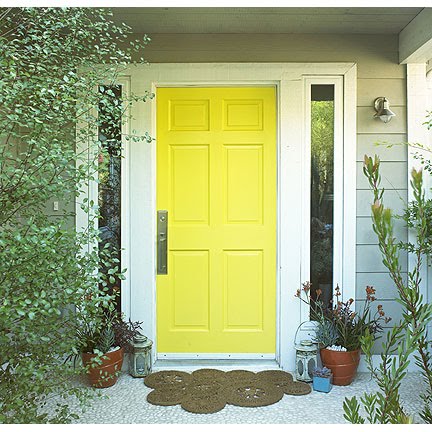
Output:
[310, 85, 334, 310]
[98, 85, 122, 312]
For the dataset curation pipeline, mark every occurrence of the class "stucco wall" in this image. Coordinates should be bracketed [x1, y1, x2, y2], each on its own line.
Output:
[138, 32, 408, 347]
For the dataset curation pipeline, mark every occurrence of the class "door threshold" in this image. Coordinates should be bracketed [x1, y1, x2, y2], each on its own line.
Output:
[152, 358, 282, 372]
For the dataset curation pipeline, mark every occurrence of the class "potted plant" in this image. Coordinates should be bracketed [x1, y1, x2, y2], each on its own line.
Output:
[295, 282, 391, 386]
[75, 312, 142, 388]
[312, 367, 333, 393]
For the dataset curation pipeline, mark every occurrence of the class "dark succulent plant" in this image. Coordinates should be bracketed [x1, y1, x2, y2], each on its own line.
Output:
[112, 315, 143, 353]
[313, 367, 332, 378]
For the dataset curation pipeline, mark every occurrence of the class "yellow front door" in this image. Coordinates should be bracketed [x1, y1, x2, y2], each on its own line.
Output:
[156, 87, 277, 354]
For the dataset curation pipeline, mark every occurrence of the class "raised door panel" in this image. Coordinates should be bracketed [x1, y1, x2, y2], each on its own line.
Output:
[223, 250, 264, 331]
[170, 145, 209, 224]
[223, 145, 263, 224]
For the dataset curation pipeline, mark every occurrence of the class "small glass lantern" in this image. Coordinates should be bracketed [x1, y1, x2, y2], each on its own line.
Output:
[294, 322, 318, 382]
[129, 334, 153, 378]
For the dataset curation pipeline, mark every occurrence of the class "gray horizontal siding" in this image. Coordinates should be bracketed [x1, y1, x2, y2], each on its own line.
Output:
[356, 299, 404, 327]
[356, 272, 406, 300]
[355, 100, 408, 352]
[356, 217, 407, 244]
[357, 134, 407, 161]
[357, 106, 406, 133]
[357, 189, 407, 216]
[356, 161, 407, 189]
[357, 78, 406, 107]
[355, 84, 408, 351]
[356, 245, 408, 273]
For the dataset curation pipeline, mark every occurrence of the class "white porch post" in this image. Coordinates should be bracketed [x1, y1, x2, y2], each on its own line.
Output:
[427, 66, 432, 312]
[401, 5, 432, 354]
[406, 63, 430, 311]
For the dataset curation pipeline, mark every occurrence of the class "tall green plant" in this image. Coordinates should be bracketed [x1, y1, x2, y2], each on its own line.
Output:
[0, 8, 150, 423]
[343, 155, 432, 424]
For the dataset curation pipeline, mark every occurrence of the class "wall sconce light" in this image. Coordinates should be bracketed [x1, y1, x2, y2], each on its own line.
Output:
[373, 97, 396, 123]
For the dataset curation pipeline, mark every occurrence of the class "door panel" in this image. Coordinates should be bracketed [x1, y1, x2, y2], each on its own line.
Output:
[157, 87, 276, 354]
[224, 145, 263, 223]
[170, 145, 209, 223]
[223, 250, 263, 330]
[171, 250, 209, 329]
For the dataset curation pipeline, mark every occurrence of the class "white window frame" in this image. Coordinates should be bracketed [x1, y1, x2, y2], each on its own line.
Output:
[300, 76, 346, 324]
[75, 76, 132, 316]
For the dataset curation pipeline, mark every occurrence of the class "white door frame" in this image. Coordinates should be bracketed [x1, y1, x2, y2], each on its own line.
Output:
[118, 63, 356, 371]
[154, 83, 280, 362]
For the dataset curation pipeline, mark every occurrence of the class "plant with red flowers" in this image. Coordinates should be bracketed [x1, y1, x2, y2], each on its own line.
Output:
[296, 282, 390, 351]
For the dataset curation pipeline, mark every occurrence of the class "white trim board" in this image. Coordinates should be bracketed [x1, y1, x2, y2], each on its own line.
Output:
[158, 353, 275, 360]
[121, 63, 357, 372]
[119, 77, 132, 319]
[153, 359, 280, 373]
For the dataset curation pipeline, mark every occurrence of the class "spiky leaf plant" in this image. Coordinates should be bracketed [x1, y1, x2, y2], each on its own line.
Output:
[343, 155, 432, 424]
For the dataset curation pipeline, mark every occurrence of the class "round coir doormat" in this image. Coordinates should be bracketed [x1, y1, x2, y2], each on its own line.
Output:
[144, 369, 311, 414]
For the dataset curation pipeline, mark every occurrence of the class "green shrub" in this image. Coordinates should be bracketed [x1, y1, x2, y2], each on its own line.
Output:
[0, 7, 149, 423]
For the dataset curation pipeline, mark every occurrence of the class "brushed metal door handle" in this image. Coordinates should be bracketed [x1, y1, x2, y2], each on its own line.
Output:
[157, 210, 168, 274]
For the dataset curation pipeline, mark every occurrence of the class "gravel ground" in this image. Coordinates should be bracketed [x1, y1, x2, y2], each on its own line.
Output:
[46, 370, 426, 424]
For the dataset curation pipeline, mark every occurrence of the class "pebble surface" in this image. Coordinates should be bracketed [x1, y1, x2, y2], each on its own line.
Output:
[44, 371, 426, 424]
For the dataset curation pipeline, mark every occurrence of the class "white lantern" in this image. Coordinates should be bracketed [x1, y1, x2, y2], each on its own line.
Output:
[294, 322, 318, 382]
[295, 340, 318, 382]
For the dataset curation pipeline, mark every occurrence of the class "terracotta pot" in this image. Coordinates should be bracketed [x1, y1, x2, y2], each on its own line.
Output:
[320, 348, 360, 386]
[82, 347, 124, 388]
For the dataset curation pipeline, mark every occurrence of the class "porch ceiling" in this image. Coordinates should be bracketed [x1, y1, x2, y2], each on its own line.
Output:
[112, 7, 423, 35]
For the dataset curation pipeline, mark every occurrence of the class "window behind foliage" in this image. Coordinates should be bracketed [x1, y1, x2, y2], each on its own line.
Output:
[98, 85, 122, 312]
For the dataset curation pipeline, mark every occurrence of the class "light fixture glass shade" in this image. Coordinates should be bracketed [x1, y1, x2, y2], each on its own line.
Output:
[374, 97, 396, 123]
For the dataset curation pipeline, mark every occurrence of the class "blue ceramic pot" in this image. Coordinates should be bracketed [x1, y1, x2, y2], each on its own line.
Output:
[313, 375, 333, 393]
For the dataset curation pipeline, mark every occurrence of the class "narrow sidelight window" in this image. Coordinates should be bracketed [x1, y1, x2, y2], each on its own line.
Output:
[310, 85, 335, 309]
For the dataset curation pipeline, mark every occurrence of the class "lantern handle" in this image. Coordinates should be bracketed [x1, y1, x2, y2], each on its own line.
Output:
[294, 320, 317, 346]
